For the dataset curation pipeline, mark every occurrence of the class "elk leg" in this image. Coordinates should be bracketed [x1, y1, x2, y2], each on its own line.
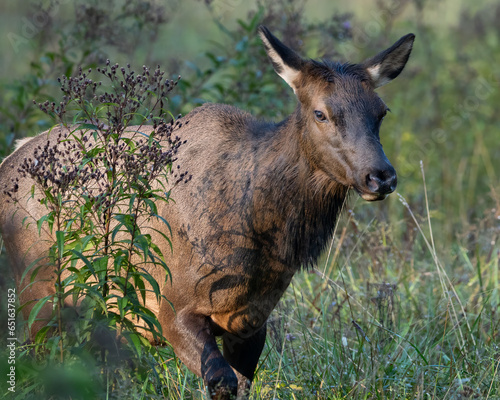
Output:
[164, 311, 238, 399]
[222, 323, 267, 398]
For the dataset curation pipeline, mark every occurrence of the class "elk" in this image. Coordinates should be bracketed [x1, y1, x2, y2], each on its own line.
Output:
[0, 26, 414, 399]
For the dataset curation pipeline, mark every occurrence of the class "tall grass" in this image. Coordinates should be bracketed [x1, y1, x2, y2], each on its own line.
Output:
[248, 161, 499, 399]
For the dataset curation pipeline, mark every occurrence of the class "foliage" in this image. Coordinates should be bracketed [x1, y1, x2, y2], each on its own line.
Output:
[2, 61, 186, 398]
[0, 0, 499, 399]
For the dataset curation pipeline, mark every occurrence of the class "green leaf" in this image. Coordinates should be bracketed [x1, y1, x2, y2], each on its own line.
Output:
[125, 331, 143, 357]
[71, 250, 96, 275]
[82, 146, 105, 160]
[34, 325, 51, 344]
[128, 193, 137, 212]
[73, 123, 99, 131]
[117, 297, 128, 319]
[113, 251, 128, 275]
[149, 227, 173, 253]
[133, 233, 150, 261]
[55, 230, 65, 259]
[48, 335, 61, 362]
[81, 286, 107, 314]
[143, 197, 158, 215]
[36, 212, 55, 235]
[139, 313, 164, 338]
[149, 241, 166, 262]
[21, 255, 50, 287]
[139, 272, 162, 302]
[28, 295, 52, 329]
[37, 214, 50, 235]
[94, 255, 109, 280]
[113, 213, 137, 237]
[133, 274, 147, 304]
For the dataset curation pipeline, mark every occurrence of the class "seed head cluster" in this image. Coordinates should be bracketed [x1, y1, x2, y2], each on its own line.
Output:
[35, 60, 181, 135]
[5, 61, 189, 219]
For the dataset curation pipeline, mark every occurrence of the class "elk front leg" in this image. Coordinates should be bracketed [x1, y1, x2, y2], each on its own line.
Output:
[222, 323, 267, 399]
[163, 310, 238, 399]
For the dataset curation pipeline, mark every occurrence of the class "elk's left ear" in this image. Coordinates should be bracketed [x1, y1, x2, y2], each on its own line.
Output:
[362, 33, 415, 88]
[258, 25, 304, 93]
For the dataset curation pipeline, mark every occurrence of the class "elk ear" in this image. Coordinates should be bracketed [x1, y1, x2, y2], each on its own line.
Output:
[362, 33, 415, 88]
[258, 26, 304, 92]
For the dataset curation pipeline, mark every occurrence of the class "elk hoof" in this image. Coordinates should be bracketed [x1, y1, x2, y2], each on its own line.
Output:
[207, 375, 238, 400]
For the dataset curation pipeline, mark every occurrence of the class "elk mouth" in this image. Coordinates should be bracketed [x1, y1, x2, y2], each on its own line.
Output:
[352, 186, 389, 202]
[360, 191, 387, 202]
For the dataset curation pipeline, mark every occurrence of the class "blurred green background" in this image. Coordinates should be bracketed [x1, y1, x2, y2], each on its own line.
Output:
[0, 0, 499, 398]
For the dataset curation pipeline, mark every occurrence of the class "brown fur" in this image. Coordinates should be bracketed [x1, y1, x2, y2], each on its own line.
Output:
[0, 27, 414, 399]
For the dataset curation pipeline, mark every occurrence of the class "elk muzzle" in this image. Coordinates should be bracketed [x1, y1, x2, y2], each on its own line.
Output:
[361, 164, 397, 201]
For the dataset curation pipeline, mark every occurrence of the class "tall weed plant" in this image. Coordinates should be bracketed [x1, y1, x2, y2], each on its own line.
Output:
[1, 60, 189, 398]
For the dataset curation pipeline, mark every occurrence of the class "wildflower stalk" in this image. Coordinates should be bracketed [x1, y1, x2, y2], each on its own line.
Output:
[7, 61, 186, 364]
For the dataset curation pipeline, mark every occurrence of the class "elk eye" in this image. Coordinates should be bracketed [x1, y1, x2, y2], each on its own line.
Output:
[314, 110, 327, 122]
[379, 108, 390, 122]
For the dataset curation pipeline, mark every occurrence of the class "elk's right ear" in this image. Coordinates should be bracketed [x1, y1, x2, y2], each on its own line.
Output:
[259, 26, 303, 92]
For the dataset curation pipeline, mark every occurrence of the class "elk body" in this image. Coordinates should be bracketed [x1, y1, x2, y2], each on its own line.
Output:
[0, 27, 414, 399]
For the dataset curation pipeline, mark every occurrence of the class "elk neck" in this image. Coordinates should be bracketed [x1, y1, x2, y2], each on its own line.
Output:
[249, 104, 349, 270]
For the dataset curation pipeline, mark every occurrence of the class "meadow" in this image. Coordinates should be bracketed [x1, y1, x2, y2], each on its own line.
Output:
[0, 0, 499, 398]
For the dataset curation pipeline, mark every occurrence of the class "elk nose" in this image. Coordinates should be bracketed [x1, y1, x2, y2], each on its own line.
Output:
[366, 167, 397, 195]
